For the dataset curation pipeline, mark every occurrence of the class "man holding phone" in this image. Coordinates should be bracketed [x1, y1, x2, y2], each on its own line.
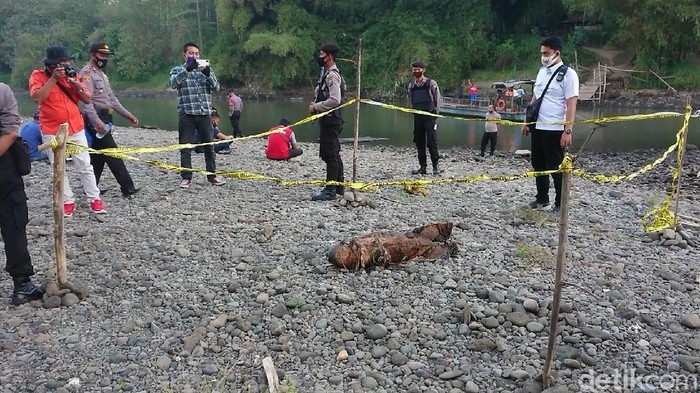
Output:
[168, 42, 225, 188]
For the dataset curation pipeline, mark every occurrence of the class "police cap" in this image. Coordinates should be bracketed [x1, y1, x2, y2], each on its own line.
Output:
[411, 60, 426, 69]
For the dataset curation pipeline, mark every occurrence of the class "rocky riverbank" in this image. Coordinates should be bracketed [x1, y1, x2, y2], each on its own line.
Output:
[0, 128, 698, 392]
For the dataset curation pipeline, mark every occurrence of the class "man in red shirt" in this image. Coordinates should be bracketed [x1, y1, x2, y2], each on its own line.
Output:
[29, 46, 105, 217]
[265, 118, 303, 161]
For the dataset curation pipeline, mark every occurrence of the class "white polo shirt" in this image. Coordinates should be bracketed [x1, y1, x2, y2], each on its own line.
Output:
[533, 61, 579, 131]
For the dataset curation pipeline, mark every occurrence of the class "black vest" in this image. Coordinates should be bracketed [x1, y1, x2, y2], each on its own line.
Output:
[410, 79, 434, 112]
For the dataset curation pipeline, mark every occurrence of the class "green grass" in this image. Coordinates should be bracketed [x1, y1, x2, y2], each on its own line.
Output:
[514, 242, 553, 269]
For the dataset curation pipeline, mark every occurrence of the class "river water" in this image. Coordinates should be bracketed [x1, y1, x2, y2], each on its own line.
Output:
[14, 93, 698, 153]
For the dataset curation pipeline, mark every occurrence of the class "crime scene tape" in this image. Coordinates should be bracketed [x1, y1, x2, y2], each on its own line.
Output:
[359, 99, 685, 127]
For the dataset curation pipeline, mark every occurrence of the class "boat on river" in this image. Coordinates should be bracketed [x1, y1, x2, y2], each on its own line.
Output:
[440, 79, 535, 122]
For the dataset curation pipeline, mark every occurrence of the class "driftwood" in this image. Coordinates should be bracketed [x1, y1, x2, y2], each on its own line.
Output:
[327, 222, 457, 270]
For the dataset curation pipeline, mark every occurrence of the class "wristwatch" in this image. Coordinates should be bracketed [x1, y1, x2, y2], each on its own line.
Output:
[564, 128, 572, 134]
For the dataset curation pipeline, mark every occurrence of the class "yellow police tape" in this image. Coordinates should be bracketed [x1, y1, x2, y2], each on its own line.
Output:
[56, 100, 692, 233]
[359, 99, 685, 127]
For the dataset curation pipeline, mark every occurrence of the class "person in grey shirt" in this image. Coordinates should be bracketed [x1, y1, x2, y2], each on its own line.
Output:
[80, 42, 140, 197]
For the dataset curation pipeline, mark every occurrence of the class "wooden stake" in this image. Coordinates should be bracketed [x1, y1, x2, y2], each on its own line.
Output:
[262, 356, 280, 393]
[673, 98, 691, 230]
[39, 124, 68, 285]
[351, 38, 362, 199]
[542, 161, 572, 388]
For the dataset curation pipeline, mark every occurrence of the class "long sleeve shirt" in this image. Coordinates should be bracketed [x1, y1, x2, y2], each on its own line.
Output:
[28, 70, 87, 135]
[311, 65, 342, 113]
[168, 64, 220, 116]
[79, 63, 134, 127]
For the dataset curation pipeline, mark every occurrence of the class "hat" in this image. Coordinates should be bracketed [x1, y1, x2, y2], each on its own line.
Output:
[90, 42, 115, 55]
[411, 60, 426, 68]
[44, 46, 74, 65]
[279, 118, 291, 126]
[319, 43, 339, 56]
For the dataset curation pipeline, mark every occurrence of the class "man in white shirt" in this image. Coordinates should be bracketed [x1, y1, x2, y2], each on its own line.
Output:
[521, 36, 579, 214]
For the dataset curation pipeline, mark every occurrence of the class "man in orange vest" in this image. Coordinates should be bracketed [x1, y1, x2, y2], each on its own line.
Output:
[265, 118, 303, 160]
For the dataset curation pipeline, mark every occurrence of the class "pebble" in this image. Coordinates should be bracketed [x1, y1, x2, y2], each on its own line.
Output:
[4, 132, 699, 392]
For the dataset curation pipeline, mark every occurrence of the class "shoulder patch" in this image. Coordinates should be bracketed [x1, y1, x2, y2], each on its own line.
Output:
[81, 75, 91, 82]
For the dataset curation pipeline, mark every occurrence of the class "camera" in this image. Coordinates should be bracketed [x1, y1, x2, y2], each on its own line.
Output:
[62, 64, 77, 78]
[196, 59, 210, 68]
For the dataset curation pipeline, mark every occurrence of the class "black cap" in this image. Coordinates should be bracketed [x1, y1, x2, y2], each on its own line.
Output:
[90, 42, 115, 55]
[411, 60, 426, 68]
[319, 43, 339, 56]
[279, 118, 291, 126]
[44, 46, 75, 65]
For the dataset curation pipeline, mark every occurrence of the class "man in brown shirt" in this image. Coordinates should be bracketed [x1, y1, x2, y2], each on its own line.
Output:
[80, 42, 140, 197]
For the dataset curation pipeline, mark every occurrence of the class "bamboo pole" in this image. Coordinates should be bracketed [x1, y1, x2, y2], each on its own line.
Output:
[39, 124, 68, 285]
[262, 356, 280, 393]
[542, 157, 573, 388]
[673, 98, 691, 230]
[351, 38, 362, 199]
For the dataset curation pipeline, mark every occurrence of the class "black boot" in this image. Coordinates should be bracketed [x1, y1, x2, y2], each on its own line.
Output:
[311, 186, 337, 201]
[411, 166, 427, 175]
[433, 164, 443, 175]
[336, 185, 345, 196]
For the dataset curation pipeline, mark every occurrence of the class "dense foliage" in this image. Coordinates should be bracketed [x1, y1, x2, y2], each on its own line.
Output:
[1, 0, 698, 92]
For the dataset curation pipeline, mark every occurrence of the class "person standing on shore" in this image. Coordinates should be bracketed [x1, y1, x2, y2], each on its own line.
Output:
[169, 42, 225, 188]
[0, 83, 45, 305]
[408, 60, 443, 175]
[521, 36, 579, 214]
[480, 104, 500, 157]
[29, 45, 106, 217]
[468, 80, 478, 105]
[309, 43, 345, 201]
[227, 90, 244, 138]
[80, 42, 140, 198]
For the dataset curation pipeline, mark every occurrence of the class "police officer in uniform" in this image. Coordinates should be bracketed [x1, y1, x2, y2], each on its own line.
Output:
[309, 43, 344, 201]
[80, 42, 140, 197]
[0, 83, 44, 305]
[408, 60, 443, 175]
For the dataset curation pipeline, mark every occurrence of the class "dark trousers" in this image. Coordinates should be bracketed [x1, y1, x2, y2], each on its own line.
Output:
[413, 114, 439, 168]
[179, 114, 216, 180]
[288, 147, 303, 159]
[229, 111, 243, 137]
[480, 132, 498, 155]
[531, 129, 564, 206]
[319, 119, 344, 190]
[1, 183, 34, 279]
[84, 113, 136, 194]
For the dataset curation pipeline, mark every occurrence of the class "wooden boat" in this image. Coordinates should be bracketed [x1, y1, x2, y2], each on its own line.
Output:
[440, 79, 535, 122]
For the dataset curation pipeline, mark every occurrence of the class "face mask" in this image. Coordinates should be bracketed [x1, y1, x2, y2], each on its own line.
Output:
[96, 59, 108, 69]
[413, 71, 423, 79]
[186, 55, 196, 63]
[541, 52, 558, 67]
[316, 55, 327, 67]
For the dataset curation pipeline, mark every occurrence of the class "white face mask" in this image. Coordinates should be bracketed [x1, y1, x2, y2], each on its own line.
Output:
[541, 53, 558, 67]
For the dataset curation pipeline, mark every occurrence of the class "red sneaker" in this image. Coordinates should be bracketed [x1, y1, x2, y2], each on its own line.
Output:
[89, 199, 106, 214]
[63, 202, 75, 218]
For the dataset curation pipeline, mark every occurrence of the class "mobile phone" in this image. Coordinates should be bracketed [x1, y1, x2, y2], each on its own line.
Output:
[197, 59, 210, 67]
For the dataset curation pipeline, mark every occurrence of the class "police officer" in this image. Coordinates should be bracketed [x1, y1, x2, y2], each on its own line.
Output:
[309, 43, 344, 201]
[408, 60, 443, 175]
[80, 42, 140, 197]
[0, 83, 44, 305]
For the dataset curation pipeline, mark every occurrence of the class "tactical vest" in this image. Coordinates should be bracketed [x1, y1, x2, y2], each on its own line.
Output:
[316, 69, 345, 119]
[411, 79, 434, 112]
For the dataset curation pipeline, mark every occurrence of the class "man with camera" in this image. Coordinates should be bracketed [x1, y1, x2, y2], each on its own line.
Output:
[80, 42, 140, 198]
[169, 42, 225, 188]
[0, 83, 45, 305]
[29, 45, 106, 217]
